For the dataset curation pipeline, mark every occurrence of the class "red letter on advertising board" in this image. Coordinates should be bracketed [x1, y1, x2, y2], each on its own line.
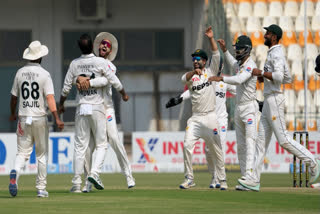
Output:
[308, 141, 315, 154]
[194, 141, 201, 154]
[226, 141, 236, 154]
[168, 142, 178, 154]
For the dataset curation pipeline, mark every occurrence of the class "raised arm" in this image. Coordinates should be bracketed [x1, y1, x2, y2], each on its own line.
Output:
[206, 26, 220, 76]
[217, 39, 238, 73]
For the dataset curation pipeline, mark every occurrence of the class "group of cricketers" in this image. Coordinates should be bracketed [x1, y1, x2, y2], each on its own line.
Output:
[169, 24, 320, 191]
[9, 32, 135, 197]
[8, 23, 320, 197]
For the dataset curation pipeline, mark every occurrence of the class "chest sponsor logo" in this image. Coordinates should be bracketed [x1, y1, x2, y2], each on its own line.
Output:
[192, 81, 212, 91]
[192, 77, 200, 82]
[247, 119, 253, 125]
[216, 91, 225, 98]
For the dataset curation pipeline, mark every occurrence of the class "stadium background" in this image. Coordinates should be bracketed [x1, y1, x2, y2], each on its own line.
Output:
[0, 0, 319, 175]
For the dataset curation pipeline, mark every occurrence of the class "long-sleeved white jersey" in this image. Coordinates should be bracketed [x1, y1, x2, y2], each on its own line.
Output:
[11, 63, 54, 117]
[263, 44, 292, 96]
[61, 54, 123, 105]
[88, 59, 122, 109]
[182, 50, 220, 114]
[222, 51, 257, 105]
[181, 81, 236, 120]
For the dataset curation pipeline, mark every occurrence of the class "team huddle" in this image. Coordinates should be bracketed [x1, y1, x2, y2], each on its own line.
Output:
[8, 24, 320, 197]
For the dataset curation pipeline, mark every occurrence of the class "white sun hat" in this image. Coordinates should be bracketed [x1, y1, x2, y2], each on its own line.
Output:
[93, 32, 118, 61]
[23, 41, 48, 60]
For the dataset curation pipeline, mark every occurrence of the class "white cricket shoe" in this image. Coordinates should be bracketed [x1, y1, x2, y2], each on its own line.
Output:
[220, 181, 228, 190]
[37, 189, 49, 198]
[310, 159, 320, 184]
[209, 177, 220, 188]
[235, 185, 250, 191]
[70, 185, 81, 193]
[238, 179, 260, 192]
[82, 182, 92, 193]
[179, 177, 196, 189]
[126, 175, 135, 189]
[88, 174, 104, 190]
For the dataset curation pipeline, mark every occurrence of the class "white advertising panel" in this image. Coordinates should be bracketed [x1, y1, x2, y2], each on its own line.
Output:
[132, 131, 320, 173]
[0, 132, 123, 175]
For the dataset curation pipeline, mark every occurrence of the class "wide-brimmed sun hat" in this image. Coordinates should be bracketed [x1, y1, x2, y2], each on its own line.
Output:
[23, 41, 48, 60]
[93, 32, 118, 61]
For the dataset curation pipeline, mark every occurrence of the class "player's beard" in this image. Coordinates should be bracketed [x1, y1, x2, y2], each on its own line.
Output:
[193, 61, 205, 70]
[264, 37, 272, 47]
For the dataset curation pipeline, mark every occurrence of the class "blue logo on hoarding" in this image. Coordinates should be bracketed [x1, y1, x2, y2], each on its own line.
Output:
[0, 140, 6, 164]
[136, 138, 158, 163]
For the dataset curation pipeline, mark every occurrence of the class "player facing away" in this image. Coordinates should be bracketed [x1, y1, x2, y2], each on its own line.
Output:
[166, 80, 236, 189]
[208, 36, 259, 191]
[179, 26, 228, 190]
[76, 32, 134, 192]
[59, 34, 124, 192]
[239, 24, 320, 191]
[9, 41, 64, 197]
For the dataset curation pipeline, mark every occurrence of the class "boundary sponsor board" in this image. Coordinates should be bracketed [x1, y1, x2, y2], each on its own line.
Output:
[132, 131, 320, 173]
[0, 132, 123, 175]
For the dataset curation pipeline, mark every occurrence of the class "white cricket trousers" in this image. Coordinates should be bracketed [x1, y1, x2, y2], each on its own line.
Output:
[235, 101, 259, 179]
[184, 111, 226, 181]
[15, 116, 48, 190]
[205, 117, 227, 179]
[84, 108, 132, 178]
[72, 106, 107, 186]
[254, 93, 317, 182]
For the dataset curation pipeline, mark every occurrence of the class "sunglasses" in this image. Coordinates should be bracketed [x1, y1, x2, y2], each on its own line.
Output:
[101, 40, 111, 48]
[192, 56, 201, 62]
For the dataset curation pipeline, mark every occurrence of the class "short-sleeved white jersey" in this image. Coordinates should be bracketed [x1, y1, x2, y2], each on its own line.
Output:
[223, 51, 257, 105]
[263, 45, 292, 96]
[11, 63, 54, 117]
[61, 54, 122, 105]
[182, 50, 220, 114]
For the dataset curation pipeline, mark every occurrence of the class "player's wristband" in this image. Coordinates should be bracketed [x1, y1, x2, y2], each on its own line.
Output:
[261, 70, 265, 77]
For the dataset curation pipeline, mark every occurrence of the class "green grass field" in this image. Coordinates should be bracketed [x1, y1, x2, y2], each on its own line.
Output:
[0, 172, 319, 214]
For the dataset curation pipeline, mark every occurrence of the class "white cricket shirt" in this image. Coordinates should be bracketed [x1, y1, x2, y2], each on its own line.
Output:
[263, 45, 292, 96]
[182, 50, 220, 114]
[61, 54, 122, 105]
[11, 63, 54, 117]
[223, 51, 257, 105]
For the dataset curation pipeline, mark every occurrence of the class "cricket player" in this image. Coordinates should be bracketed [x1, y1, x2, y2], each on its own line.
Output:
[9, 41, 64, 198]
[77, 32, 134, 192]
[208, 36, 259, 191]
[59, 34, 127, 192]
[179, 26, 228, 190]
[239, 24, 320, 191]
[166, 80, 236, 189]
